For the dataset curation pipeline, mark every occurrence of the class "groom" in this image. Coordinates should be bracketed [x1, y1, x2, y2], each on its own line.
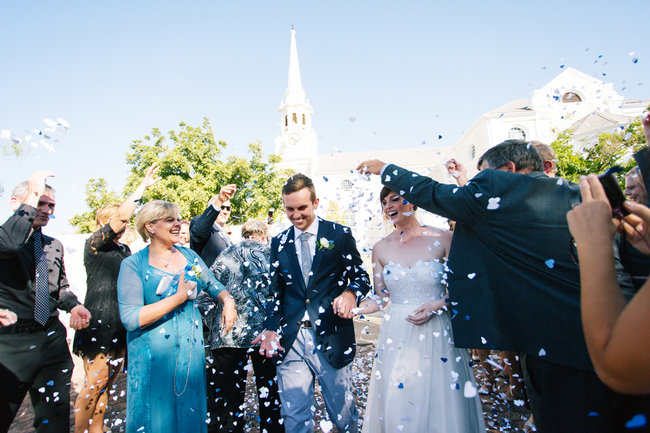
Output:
[253, 173, 370, 433]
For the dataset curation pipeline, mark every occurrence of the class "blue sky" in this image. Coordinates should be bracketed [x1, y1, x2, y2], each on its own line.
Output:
[1, 0, 648, 234]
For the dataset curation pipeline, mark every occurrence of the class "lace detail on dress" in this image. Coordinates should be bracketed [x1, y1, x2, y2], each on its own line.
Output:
[383, 260, 446, 305]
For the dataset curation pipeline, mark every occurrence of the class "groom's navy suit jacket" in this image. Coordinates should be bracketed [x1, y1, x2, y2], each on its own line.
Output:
[382, 164, 595, 370]
[263, 218, 371, 369]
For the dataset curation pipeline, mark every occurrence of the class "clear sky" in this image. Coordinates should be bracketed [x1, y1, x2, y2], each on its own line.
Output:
[1, 0, 648, 235]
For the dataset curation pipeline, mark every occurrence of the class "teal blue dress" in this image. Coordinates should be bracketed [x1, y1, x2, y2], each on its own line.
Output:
[117, 246, 225, 433]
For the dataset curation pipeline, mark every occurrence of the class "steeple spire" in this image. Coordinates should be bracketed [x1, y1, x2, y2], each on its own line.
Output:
[274, 28, 318, 176]
[285, 28, 307, 106]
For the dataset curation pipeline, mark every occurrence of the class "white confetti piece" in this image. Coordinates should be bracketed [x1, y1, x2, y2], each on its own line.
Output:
[463, 381, 477, 398]
[538, 348, 547, 356]
[487, 197, 501, 210]
[467, 273, 476, 279]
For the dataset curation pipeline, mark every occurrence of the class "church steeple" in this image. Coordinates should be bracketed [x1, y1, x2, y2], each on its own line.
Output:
[285, 28, 307, 106]
[274, 28, 318, 176]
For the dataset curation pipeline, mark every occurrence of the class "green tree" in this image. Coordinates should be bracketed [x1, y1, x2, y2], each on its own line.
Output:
[69, 178, 121, 233]
[71, 118, 292, 232]
[551, 116, 648, 185]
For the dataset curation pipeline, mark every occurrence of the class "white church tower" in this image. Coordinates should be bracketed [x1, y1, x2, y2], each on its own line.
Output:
[274, 28, 319, 176]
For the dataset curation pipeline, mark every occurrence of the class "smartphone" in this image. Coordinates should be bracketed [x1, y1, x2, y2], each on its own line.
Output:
[597, 172, 629, 217]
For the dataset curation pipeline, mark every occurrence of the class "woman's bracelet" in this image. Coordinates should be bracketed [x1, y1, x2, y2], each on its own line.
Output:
[223, 295, 234, 304]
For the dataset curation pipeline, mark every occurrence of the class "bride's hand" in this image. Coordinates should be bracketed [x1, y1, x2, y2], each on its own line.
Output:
[406, 299, 447, 325]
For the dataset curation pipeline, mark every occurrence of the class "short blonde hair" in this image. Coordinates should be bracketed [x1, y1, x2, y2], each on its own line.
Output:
[95, 204, 119, 230]
[135, 200, 180, 242]
[241, 218, 268, 240]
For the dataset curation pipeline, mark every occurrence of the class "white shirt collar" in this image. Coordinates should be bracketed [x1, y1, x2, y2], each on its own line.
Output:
[294, 218, 319, 241]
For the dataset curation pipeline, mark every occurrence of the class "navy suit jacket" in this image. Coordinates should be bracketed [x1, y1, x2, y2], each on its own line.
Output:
[189, 205, 232, 269]
[382, 164, 597, 370]
[263, 218, 371, 369]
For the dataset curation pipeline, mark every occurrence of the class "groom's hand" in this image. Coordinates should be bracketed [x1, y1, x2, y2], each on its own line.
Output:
[332, 290, 357, 319]
[252, 330, 284, 358]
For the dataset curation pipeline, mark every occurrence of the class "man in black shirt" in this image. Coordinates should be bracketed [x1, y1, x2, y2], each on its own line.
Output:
[0, 170, 91, 433]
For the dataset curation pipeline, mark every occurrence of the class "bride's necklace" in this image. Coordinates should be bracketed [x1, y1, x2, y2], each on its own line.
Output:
[398, 225, 427, 243]
[149, 246, 176, 269]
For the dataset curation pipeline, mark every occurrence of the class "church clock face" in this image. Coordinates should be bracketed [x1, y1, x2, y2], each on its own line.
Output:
[288, 131, 302, 145]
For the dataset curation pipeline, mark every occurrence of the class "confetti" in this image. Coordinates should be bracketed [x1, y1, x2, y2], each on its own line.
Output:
[626, 414, 647, 429]
[487, 197, 500, 210]
[463, 381, 478, 398]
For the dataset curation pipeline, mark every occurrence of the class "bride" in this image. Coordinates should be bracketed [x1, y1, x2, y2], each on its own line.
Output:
[357, 187, 485, 433]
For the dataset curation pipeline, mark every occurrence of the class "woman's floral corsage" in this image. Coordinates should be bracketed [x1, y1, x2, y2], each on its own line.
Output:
[185, 262, 202, 281]
[316, 237, 335, 251]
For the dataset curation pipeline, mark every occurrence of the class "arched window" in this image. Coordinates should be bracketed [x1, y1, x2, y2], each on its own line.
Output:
[302, 113, 306, 125]
[562, 92, 582, 103]
[292, 113, 297, 123]
[508, 127, 527, 140]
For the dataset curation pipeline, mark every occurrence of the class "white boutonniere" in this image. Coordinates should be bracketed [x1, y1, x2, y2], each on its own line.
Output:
[316, 237, 335, 251]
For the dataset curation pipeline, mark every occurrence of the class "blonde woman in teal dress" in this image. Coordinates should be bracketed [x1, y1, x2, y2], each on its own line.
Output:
[118, 200, 237, 433]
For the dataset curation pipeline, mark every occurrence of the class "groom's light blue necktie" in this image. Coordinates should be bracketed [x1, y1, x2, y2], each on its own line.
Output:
[299, 232, 313, 286]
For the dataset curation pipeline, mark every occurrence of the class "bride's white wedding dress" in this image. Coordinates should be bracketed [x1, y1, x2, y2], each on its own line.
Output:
[362, 260, 485, 433]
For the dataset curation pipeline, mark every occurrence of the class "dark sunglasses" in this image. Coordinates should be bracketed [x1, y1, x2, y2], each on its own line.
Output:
[221, 205, 231, 211]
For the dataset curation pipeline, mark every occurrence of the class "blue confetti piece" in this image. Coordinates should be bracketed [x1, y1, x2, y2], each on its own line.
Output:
[465, 315, 471, 321]
[43, 420, 49, 424]
[46, 380, 54, 386]
[588, 412, 599, 417]
[438, 135, 442, 139]
[626, 414, 647, 429]
[398, 383, 404, 389]
[402, 200, 408, 205]
[545, 259, 555, 269]
[323, 176, 328, 182]
[440, 357, 448, 362]
[633, 58, 639, 64]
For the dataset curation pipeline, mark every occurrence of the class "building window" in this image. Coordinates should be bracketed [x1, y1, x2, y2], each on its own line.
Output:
[340, 179, 352, 191]
[508, 127, 527, 140]
[562, 92, 582, 103]
[292, 113, 297, 123]
[344, 208, 356, 227]
[302, 113, 306, 125]
[468, 144, 476, 161]
[285, 116, 288, 127]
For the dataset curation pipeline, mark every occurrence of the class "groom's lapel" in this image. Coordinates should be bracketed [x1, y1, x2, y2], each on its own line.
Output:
[280, 226, 304, 288]
[309, 218, 332, 282]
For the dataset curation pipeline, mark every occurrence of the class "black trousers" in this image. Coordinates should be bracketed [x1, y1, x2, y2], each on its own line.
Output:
[206, 346, 284, 433]
[0, 319, 73, 433]
[522, 354, 650, 433]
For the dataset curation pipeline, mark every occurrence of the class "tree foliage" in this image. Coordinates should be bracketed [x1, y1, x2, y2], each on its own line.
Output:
[551, 116, 648, 185]
[70, 118, 292, 232]
[69, 178, 121, 233]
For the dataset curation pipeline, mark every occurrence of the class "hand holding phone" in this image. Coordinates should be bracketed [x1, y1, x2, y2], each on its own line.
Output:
[597, 172, 629, 218]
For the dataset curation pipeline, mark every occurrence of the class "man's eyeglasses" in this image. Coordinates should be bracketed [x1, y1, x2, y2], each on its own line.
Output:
[221, 205, 231, 211]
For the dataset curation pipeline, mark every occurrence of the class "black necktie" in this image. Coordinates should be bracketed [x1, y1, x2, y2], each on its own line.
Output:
[33, 232, 50, 325]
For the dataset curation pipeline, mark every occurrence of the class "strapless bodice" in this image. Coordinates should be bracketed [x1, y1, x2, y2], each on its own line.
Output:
[383, 260, 447, 305]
